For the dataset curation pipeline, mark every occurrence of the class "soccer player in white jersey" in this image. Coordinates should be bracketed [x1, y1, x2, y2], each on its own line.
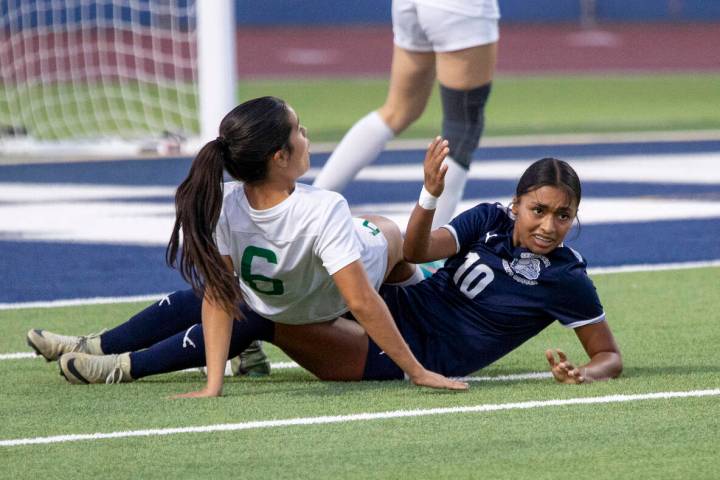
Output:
[314, 0, 499, 228]
[38, 97, 466, 394]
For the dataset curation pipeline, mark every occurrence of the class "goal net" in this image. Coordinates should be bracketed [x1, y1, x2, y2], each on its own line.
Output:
[0, 0, 234, 158]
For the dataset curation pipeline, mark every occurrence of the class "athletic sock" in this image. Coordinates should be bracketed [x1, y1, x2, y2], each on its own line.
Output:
[313, 111, 395, 192]
[386, 265, 424, 287]
[433, 156, 468, 228]
[99, 289, 202, 354]
[129, 310, 275, 379]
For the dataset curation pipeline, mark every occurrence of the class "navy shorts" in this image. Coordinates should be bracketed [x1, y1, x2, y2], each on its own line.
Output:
[362, 336, 405, 380]
[361, 285, 427, 381]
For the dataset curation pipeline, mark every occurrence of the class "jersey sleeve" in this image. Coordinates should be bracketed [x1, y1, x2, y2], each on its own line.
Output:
[547, 270, 606, 329]
[313, 195, 363, 275]
[444, 203, 496, 253]
[214, 204, 231, 256]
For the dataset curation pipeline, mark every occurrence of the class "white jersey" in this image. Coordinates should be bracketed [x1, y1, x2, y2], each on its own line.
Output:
[411, 0, 499, 18]
[215, 183, 387, 325]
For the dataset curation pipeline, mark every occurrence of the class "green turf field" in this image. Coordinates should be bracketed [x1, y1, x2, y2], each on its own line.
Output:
[240, 73, 720, 141]
[1, 267, 718, 478]
[3, 73, 720, 141]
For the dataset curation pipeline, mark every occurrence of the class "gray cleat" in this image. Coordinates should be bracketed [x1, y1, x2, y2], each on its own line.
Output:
[231, 340, 271, 377]
[59, 352, 133, 384]
[27, 329, 104, 361]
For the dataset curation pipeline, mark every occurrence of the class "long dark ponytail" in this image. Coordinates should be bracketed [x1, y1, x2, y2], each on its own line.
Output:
[166, 96, 293, 316]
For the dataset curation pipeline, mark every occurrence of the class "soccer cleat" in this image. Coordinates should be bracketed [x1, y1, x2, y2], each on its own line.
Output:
[59, 352, 133, 384]
[231, 340, 271, 377]
[26, 329, 104, 361]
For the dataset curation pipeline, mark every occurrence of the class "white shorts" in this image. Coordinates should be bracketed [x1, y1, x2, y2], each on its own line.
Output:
[353, 217, 389, 291]
[393, 0, 500, 53]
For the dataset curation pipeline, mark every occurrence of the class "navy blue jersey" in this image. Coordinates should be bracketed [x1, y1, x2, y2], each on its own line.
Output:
[366, 203, 605, 379]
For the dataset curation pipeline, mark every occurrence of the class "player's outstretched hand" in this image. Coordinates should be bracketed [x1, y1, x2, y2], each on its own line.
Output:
[410, 369, 469, 391]
[423, 136, 450, 197]
[545, 348, 586, 384]
[170, 387, 222, 399]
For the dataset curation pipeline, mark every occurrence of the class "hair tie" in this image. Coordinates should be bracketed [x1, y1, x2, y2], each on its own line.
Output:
[216, 136, 228, 148]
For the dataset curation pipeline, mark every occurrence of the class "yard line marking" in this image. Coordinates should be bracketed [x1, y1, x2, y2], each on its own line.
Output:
[457, 372, 553, 382]
[2, 353, 550, 384]
[0, 352, 34, 360]
[588, 260, 720, 275]
[303, 154, 720, 184]
[2, 389, 718, 447]
[5, 352, 298, 371]
[0, 293, 170, 310]
[2, 260, 717, 311]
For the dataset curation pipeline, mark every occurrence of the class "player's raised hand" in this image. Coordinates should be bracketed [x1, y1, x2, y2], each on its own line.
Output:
[423, 136, 450, 197]
[410, 369, 469, 391]
[545, 348, 586, 384]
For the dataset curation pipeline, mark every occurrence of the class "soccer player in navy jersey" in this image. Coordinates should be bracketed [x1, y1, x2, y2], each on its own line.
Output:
[29, 137, 621, 390]
[364, 137, 622, 383]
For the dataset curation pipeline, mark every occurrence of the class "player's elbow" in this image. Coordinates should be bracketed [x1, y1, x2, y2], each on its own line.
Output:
[344, 285, 377, 314]
[602, 351, 623, 379]
[610, 352, 623, 379]
[403, 246, 428, 264]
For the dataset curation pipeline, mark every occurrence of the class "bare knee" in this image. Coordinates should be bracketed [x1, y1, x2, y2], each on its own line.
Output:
[378, 104, 424, 134]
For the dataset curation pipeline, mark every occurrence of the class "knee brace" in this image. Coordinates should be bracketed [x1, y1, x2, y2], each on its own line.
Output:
[440, 82, 492, 169]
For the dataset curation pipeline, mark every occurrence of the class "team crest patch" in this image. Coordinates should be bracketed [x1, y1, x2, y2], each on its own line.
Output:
[502, 253, 551, 285]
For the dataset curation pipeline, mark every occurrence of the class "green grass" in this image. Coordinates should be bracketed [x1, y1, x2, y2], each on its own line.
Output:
[1, 267, 718, 478]
[3, 73, 720, 142]
[237, 73, 720, 141]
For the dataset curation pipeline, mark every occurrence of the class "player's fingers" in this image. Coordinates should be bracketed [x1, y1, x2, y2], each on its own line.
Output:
[556, 349, 567, 362]
[431, 141, 448, 165]
[424, 137, 441, 162]
[545, 349, 556, 366]
[438, 162, 449, 178]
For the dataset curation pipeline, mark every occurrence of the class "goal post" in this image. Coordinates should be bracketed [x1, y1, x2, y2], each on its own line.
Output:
[0, 0, 236, 159]
[197, 0, 236, 146]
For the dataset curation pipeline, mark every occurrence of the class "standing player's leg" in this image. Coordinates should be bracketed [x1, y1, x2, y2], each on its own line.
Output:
[312, 46, 436, 192]
[432, 42, 497, 227]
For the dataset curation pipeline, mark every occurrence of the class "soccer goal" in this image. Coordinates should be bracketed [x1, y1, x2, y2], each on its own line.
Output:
[0, 0, 236, 158]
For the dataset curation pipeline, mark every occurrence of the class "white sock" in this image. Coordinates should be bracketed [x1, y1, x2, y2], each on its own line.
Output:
[432, 156, 468, 229]
[313, 111, 395, 192]
[386, 265, 425, 287]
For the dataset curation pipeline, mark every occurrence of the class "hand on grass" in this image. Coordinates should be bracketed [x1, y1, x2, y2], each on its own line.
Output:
[545, 349, 586, 384]
[410, 369, 469, 391]
[423, 136, 450, 197]
[170, 387, 222, 399]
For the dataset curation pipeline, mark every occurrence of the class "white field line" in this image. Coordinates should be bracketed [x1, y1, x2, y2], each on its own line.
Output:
[301, 153, 720, 184]
[2, 389, 718, 447]
[588, 259, 720, 275]
[0, 352, 35, 360]
[457, 372, 552, 382]
[2, 353, 550, 384]
[0, 352, 299, 370]
[0, 293, 170, 311]
[1, 260, 717, 312]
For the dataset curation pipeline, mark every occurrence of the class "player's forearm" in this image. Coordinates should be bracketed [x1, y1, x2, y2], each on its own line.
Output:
[404, 204, 435, 263]
[351, 293, 425, 379]
[201, 297, 233, 395]
[581, 351, 623, 382]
